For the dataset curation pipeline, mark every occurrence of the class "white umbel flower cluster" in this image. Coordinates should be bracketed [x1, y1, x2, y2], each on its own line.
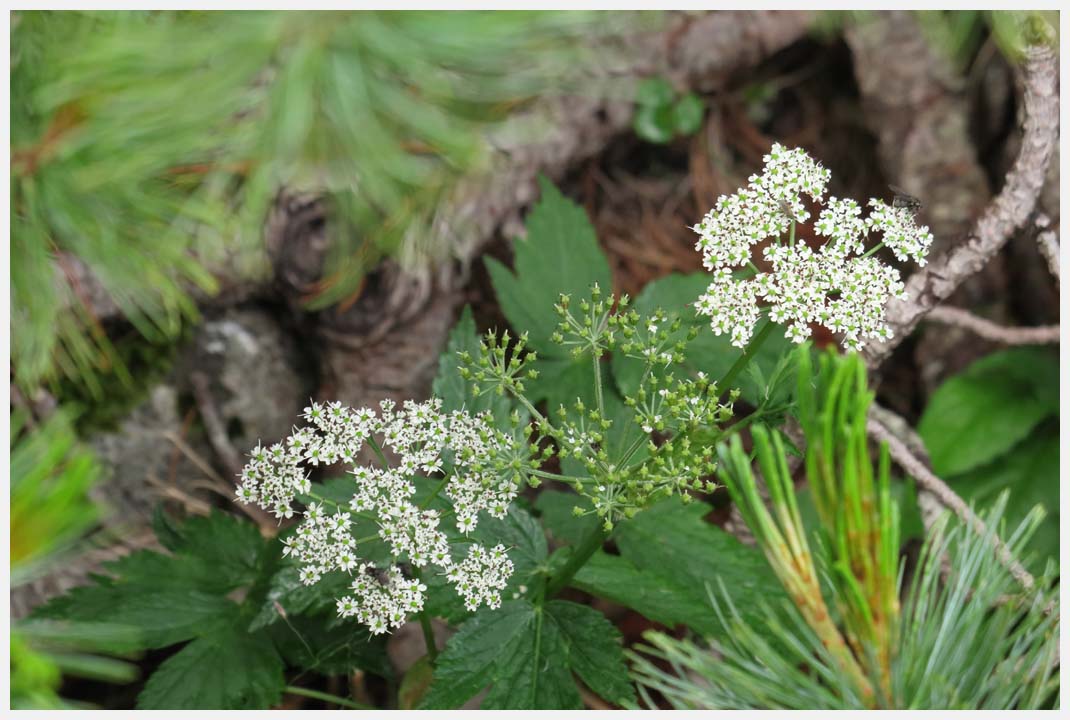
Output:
[692, 144, 934, 351]
[445, 543, 514, 612]
[236, 397, 522, 634]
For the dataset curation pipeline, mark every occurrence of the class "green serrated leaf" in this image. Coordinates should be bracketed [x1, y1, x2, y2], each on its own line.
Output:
[610, 272, 794, 405]
[671, 93, 705, 135]
[35, 576, 235, 649]
[164, 509, 266, 589]
[918, 347, 1059, 477]
[486, 176, 612, 354]
[136, 617, 285, 709]
[632, 103, 674, 144]
[35, 510, 269, 650]
[421, 599, 580, 709]
[573, 497, 785, 639]
[546, 600, 636, 706]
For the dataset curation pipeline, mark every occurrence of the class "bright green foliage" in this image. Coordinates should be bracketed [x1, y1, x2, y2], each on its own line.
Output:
[569, 496, 786, 640]
[919, 348, 1059, 568]
[12, 11, 615, 393]
[136, 616, 284, 710]
[632, 76, 705, 143]
[10, 408, 143, 709]
[422, 599, 633, 709]
[919, 347, 1058, 477]
[10, 410, 100, 579]
[35, 509, 390, 709]
[630, 348, 1060, 709]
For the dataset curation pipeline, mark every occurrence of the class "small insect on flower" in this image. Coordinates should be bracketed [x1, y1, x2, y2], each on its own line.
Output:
[889, 184, 922, 215]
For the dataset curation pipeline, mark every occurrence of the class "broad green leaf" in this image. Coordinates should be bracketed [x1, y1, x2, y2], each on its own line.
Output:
[485, 176, 612, 354]
[248, 563, 353, 631]
[635, 76, 674, 107]
[269, 612, 392, 678]
[162, 509, 266, 589]
[421, 600, 580, 710]
[574, 553, 718, 632]
[36, 580, 234, 649]
[611, 273, 794, 405]
[671, 93, 705, 135]
[918, 347, 1059, 477]
[573, 497, 785, 638]
[633, 104, 674, 144]
[546, 600, 636, 706]
[534, 489, 599, 546]
[949, 421, 1059, 571]
[433, 305, 513, 423]
[33, 543, 242, 649]
[137, 617, 285, 709]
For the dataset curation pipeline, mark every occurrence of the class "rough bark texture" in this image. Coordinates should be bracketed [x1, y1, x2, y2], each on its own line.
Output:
[862, 44, 1059, 367]
[845, 11, 1003, 395]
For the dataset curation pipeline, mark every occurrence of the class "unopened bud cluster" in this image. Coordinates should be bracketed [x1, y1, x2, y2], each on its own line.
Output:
[466, 284, 734, 529]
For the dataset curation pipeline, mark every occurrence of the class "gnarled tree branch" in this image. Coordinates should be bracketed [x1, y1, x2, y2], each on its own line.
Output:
[863, 45, 1059, 367]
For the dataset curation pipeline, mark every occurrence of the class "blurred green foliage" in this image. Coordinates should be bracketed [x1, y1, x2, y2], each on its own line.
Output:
[11, 10, 631, 395]
[632, 76, 704, 144]
[10, 410, 141, 708]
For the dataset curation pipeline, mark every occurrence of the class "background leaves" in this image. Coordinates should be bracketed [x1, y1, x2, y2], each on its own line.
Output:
[918, 347, 1060, 570]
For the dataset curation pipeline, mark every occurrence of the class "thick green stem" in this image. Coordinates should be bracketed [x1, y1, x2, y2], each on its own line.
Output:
[716, 319, 776, 397]
[545, 522, 610, 597]
[285, 685, 373, 710]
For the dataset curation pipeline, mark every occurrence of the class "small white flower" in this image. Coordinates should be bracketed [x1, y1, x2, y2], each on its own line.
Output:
[692, 145, 932, 351]
[236, 397, 521, 635]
